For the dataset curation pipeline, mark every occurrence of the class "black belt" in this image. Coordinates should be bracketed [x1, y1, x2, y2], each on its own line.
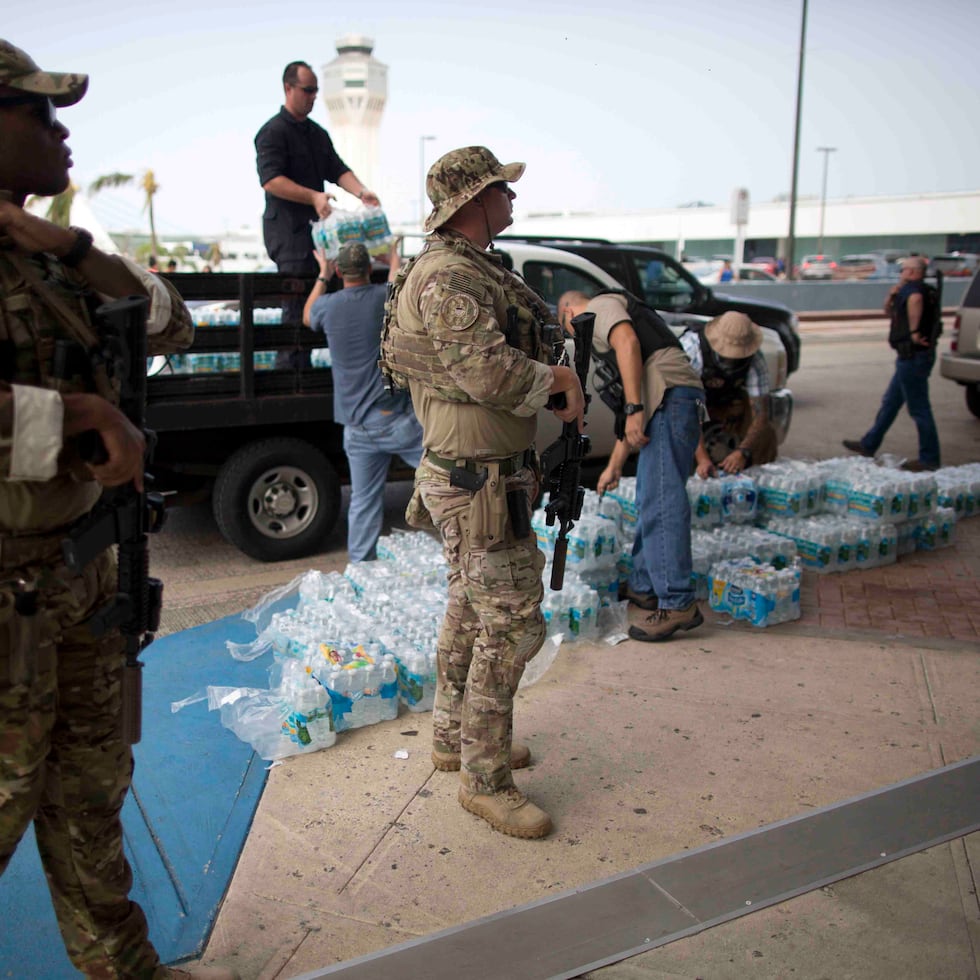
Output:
[426, 449, 534, 478]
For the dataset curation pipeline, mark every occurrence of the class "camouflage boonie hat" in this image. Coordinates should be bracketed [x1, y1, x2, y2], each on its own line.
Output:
[336, 241, 371, 275]
[704, 311, 763, 359]
[0, 41, 88, 107]
[424, 146, 524, 233]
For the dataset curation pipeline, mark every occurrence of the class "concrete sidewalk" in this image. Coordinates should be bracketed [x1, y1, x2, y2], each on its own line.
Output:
[193, 518, 979, 980]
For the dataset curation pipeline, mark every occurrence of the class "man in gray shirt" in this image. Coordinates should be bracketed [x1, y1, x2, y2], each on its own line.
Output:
[304, 241, 423, 560]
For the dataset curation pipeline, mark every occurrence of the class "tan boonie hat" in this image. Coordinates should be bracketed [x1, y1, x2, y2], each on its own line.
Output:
[0, 40, 88, 107]
[424, 145, 524, 233]
[704, 311, 763, 359]
[335, 241, 371, 275]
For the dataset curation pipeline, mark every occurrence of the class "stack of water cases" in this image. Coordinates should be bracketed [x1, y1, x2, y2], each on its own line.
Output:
[708, 557, 802, 627]
[168, 306, 281, 374]
[310, 206, 394, 258]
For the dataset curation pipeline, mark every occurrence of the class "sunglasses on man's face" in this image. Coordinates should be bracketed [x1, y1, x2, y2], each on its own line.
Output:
[294, 85, 318, 95]
[0, 94, 58, 128]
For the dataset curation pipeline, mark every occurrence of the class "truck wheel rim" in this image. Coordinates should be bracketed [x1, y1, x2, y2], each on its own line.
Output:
[246, 465, 319, 540]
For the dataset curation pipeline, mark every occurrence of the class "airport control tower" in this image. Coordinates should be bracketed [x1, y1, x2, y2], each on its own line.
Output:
[321, 35, 387, 204]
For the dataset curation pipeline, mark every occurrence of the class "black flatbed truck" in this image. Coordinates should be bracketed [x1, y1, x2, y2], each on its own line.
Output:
[147, 271, 349, 562]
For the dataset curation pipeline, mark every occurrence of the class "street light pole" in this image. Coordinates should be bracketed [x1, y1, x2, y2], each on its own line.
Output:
[419, 135, 436, 230]
[816, 145, 837, 255]
[785, 0, 809, 280]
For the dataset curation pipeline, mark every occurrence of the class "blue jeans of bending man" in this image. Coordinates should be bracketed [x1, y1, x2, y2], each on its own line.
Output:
[860, 348, 940, 468]
[628, 385, 702, 610]
[343, 404, 425, 561]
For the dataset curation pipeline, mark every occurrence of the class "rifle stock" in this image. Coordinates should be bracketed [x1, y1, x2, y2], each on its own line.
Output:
[539, 311, 594, 590]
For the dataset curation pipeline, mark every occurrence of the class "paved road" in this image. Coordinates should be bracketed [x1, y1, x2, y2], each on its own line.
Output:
[150, 320, 978, 633]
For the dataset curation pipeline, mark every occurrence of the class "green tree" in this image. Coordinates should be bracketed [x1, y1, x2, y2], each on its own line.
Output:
[142, 170, 160, 259]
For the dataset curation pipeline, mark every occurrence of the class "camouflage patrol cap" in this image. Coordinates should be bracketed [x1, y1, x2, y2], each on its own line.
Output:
[336, 241, 371, 275]
[0, 41, 88, 107]
[424, 146, 524, 233]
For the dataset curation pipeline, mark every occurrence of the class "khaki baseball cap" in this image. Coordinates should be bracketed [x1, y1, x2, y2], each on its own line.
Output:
[0, 40, 88, 107]
[424, 146, 524, 233]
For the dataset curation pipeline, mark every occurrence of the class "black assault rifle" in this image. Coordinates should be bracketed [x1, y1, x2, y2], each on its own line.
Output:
[539, 312, 594, 590]
[61, 296, 167, 745]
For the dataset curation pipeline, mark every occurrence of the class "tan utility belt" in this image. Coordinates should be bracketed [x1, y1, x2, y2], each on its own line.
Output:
[425, 449, 535, 478]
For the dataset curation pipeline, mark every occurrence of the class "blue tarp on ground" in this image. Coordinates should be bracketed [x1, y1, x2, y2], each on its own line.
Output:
[0, 608, 276, 977]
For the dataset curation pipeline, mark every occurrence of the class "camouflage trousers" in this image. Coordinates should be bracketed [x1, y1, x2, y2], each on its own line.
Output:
[414, 458, 546, 794]
[0, 539, 166, 980]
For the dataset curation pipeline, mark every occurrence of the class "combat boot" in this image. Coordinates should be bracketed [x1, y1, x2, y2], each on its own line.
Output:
[432, 742, 532, 772]
[165, 964, 240, 980]
[458, 784, 553, 839]
[628, 602, 703, 642]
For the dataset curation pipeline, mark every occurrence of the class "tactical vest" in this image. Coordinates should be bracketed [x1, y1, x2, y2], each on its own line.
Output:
[587, 289, 683, 425]
[0, 243, 116, 403]
[888, 280, 942, 353]
[695, 329, 753, 406]
[380, 234, 554, 402]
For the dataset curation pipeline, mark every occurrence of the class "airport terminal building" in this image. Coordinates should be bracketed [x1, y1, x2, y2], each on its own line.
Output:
[509, 188, 980, 265]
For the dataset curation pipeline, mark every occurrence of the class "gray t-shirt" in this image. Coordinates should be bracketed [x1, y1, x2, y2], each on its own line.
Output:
[310, 284, 405, 426]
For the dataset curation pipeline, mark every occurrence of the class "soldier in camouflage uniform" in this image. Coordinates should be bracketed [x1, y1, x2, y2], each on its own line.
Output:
[0, 42, 236, 980]
[380, 146, 585, 839]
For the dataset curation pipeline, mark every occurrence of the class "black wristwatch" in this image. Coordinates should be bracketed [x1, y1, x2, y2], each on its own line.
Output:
[738, 446, 753, 463]
[61, 226, 94, 268]
[623, 402, 644, 416]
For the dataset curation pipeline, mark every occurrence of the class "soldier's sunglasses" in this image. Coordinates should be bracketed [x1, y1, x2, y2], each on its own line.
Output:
[0, 94, 58, 128]
[486, 181, 510, 193]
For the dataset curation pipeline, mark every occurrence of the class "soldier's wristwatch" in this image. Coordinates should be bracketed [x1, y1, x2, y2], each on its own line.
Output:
[61, 227, 94, 268]
[623, 402, 644, 416]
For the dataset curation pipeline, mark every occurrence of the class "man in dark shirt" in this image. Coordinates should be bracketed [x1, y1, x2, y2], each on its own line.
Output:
[255, 59, 379, 367]
[843, 256, 941, 471]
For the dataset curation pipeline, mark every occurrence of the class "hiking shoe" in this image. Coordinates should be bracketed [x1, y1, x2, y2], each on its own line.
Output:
[900, 459, 939, 472]
[617, 582, 659, 610]
[629, 602, 704, 643]
[842, 439, 873, 457]
[166, 966, 240, 980]
[458, 784, 553, 839]
[432, 742, 532, 772]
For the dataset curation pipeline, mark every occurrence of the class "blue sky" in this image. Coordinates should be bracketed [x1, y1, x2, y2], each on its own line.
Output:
[7, 0, 979, 237]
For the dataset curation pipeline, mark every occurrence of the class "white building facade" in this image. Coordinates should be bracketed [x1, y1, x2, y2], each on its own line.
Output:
[509, 189, 980, 264]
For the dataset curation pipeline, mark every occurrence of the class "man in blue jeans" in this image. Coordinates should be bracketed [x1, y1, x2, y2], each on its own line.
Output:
[558, 290, 705, 641]
[843, 256, 941, 471]
[304, 240, 424, 560]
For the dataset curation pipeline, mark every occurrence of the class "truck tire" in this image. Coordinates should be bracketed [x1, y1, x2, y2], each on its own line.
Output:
[967, 383, 980, 419]
[213, 438, 341, 562]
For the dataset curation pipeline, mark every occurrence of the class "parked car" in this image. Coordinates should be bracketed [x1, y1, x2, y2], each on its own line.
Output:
[498, 236, 802, 375]
[701, 264, 777, 284]
[833, 254, 876, 280]
[930, 253, 980, 278]
[747, 256, 778, 275]
[799, 254, 837, 280]
[939, 267, 980, 417]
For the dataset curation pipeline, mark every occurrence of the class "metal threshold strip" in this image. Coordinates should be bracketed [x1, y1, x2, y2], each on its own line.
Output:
[293, 756, 980, 980]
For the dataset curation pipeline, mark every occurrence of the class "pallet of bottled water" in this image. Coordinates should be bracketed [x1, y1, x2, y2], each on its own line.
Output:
[692, 526, 798, 601]
[752, 461, 822, 518]
[764, 514, 898, 573]
[935, 464, 980, 519]
[687, 475, 759, 528]
[708, 557, 801, 627]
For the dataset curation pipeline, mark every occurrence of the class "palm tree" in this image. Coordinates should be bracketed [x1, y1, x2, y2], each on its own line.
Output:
[142, 170, 160, 259]
[90, 172, 134, 195]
